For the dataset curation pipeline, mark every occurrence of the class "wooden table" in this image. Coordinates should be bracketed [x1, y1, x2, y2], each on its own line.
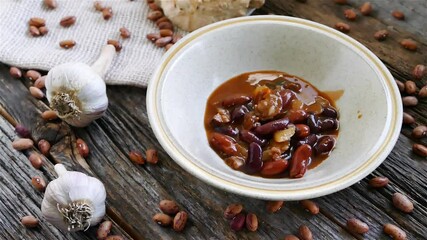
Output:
[1, 0, 426, 239]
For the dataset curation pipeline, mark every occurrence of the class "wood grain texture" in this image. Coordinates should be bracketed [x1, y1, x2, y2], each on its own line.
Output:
[0, 0, 426, 239]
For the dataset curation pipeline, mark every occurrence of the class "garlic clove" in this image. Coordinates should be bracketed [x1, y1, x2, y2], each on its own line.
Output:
[41, 164, 106, 232]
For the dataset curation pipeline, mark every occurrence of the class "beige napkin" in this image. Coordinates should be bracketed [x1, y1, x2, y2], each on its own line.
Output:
[0, 0, 186, 87]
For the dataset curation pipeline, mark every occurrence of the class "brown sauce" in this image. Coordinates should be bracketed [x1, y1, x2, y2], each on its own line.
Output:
[204, 71, 340, 178]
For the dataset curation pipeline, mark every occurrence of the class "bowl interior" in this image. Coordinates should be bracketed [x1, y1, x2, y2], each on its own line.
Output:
[149, 16, 401, 199]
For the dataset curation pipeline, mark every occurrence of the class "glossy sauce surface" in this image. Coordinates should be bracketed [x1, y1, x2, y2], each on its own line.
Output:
[205, 71, 340, 178]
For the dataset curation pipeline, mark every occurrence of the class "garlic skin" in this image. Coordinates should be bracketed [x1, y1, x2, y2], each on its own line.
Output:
[45, 45, 115, 127]
[45, 62, 108, 127]
[41, 164, 106, 232]
[158, 0, 265, 32]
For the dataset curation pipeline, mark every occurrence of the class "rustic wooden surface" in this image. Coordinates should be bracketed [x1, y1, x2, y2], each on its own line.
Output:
[0, 0, 426, 239]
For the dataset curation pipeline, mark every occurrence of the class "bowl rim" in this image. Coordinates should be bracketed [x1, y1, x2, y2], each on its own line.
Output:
[147, 15, 402, 200]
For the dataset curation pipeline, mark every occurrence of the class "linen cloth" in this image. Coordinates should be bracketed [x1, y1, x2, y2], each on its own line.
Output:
[0, 0, 185, 87]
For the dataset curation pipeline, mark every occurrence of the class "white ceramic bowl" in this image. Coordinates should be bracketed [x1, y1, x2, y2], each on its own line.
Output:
[147, 16, 402, 200]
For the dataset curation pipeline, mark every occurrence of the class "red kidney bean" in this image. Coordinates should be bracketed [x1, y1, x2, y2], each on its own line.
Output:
[290, 144, 311, 178]
[347, 218, 369, 234]
[296, 134, 318, 148]
[288, 110, 308, 123]
[383, 223, 406, 240]
[231, 105, 249, 122]
[261, 159, 288, 176]
[15, 124, 31, 138]
[314, 136, 336, 156]
[322, 107, 338, 118]
[209, 133, 238, 156]
[254, 117, 289, 135]
[246, 142, 263, 173]
[214, 126, 238, 137]
[308, 115, 338, 133]
[279, 89, 297, 108]
[240, 130, 267, 146]
[369, 176, 389, 188]
[222, 95, 251, 108]
[230, 213, 246, 231]
[295, 124, 310, 138]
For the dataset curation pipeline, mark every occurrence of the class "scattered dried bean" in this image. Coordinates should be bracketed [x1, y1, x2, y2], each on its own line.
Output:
[392, 193, 414, 213]
[230, 213, 245, 231]
[26, 70, 41, 81]
[402, 96, 418, 107]
[224, 203, 243, 219]
[413, 64, 425, 80]
[119, 27, 131, 38]
[29, 26, 40, 36]
[400, 39, 417, 51]
[245, 213, 258, 232]
[148, 2, 161, 10]
[158, 21, 174, 30]
[145, 148, 158, 164]
[300, 200, 319, 215]
[404, 81, 417, 95]
[419, 87, 427, 98]
[41, 110, 58, 120]
[32, 176, 46, 191]
[29, 17, 45, 27]
[97, 220, 112, 240]
[347, 218, 369, 234]
[395, 80, 405, 92]
[153, 213, 173, 226]
[29, 87, 44, 99]
[102, 7, 113, 20]
[34, 76, 46, 88]
[284, 235, 300, 240]
[94, 1, 104, 11]
[173, 211, 188, 232]
[298, 225, 313, 240]
[392, 10, 405, 20]
[402, 112, 415, 124]
[29, 152, 43, 169]
[129, 151, 145, 164]
[335, 22, 350, 33]
[383, 223, 407, 240]
[15, 124, 31, 138]
[172, 34, 182, 44]
[155, 36, 172, 47]
[60, 16, 76, 27]
[369, 176, 389, 188]
[266, 200, 284, 213]
[374, 30, 389, 41]
[39, 26, 48, 36]
[59, 40, 76, 49]
[344, 9, 357, 21]
[160, 29, 173, 37]
[160, 200, 179, 215]
[38, 139, 51, 156]
[9, 66, 22, 78]
[360, 2, 372, 15]
[412, 125, 427, 138]
[413, 143, 427, 157]
[12, 138, 34, 150]
[44, 0, 57, 9]
[147, 10, 163, 21]
[147, 33, 161, 43]
[76, 138, 89, 158]
[21, 215, 39, 228]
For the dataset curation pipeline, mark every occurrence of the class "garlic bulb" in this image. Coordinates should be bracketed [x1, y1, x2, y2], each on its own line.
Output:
[45, 45, 116, 127]
[41, 164, 106, 232]
[157, 0, 265, 32]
